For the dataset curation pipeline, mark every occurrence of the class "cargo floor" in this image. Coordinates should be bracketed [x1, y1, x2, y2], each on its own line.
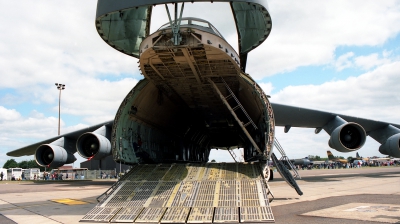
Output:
[81, 162, 274, 223]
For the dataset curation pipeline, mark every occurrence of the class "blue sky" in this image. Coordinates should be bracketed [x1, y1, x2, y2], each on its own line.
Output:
[1, 1, 400, 167]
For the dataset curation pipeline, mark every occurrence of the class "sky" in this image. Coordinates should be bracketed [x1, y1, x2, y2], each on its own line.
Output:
[1, 0, 400, 167]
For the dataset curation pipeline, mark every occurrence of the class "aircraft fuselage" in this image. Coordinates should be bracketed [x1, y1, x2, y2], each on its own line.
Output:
[110, 18, 275, 165]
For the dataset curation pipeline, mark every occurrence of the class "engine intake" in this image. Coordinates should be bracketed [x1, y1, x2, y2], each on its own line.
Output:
[76, 132, 111, 160]
[35, 144, 76, 168]
[328, 123, 366, 152]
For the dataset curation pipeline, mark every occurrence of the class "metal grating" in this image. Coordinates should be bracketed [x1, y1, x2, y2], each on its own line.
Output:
[135, 207, 167, 223]
[203, 163, 222, 180]
[187, 207, 214, 223]
[81, 163, 274, 223]
[162, 164, 188, 181]
[81, 206, 122, 222]
[170, 181, 199, 207]
[192, 180, 217, 207]
[220, 163, 237, 180]
[240, 206, 274, 223]
[161, 207, 190, 223]
[127, 181, 160, 207]
[241, 180, 261, 207]
[218, 180, 239, 207]
[145, 182, 179, 207]
[110, 207, 143, 223]
[214, 207, 239, 223]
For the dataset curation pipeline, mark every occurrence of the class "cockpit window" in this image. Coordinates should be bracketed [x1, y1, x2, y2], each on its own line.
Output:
[157, 18, 223, 39]
[191, 20, 208, 28]
[181, 20, 189, 25]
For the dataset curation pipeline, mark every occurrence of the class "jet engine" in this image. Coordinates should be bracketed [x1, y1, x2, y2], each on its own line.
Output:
[328, 123, 366, 152]
[324, 116, 366, 152]
[76, 132, 111, 160]
[379, 133, 400, 157]
[35, 144, 76, 168]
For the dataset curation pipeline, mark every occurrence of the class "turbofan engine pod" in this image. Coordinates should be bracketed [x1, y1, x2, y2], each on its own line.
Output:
[76, 132, 111, 160]
[328, 122, 366, 152]
[379, 133, 400, 157]
[35, 144, 76, 168]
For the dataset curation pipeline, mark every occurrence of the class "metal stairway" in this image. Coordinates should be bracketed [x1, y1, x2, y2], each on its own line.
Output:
[271, 138, 303, 196]
[273, 138, 301, 179]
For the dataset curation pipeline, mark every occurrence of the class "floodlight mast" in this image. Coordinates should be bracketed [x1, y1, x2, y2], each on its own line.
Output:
[55, 83, 66, 136]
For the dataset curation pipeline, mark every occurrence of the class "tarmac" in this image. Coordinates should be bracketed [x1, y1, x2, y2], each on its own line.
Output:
[0, 166, 399, 224]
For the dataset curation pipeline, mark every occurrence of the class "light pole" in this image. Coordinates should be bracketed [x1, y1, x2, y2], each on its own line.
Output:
[55, 83, 65, 136]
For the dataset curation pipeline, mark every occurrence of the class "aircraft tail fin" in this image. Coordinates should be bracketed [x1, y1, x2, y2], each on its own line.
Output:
[356, 152, 360, 158]
[327, 150, 335, 160]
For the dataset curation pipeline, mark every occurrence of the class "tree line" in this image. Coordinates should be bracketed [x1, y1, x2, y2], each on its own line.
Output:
[3, 159, 45, 171]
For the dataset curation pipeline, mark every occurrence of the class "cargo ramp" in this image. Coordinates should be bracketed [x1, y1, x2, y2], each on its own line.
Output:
[81, 162, 274, 223]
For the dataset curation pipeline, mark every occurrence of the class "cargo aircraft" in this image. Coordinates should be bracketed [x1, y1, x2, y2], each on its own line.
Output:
[6, 0, 400, 222]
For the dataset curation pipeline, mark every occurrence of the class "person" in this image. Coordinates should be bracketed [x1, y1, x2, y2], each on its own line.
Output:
[0, 171, 3, 181]
[21, 172, 25, 180]
[66, 173, 69, 180]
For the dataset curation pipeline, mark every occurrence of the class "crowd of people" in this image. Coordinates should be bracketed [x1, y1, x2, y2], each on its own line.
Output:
[299, 160, 399, 170]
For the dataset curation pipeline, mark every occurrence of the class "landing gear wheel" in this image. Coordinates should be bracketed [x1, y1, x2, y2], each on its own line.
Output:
[264, 165, 271, 181]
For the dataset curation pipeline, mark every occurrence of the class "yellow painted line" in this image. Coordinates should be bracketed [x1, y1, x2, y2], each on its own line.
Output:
[51, 198, 89, 205]
[165, 182, 182, 207]
[213, 181, 221, 207]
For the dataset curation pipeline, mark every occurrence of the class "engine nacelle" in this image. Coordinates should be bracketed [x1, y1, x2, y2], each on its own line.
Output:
[379, 133, 400, 157]
[328, 123, 366, 152]
[76, 132, 111, 160]
[35, 144, 76, 168]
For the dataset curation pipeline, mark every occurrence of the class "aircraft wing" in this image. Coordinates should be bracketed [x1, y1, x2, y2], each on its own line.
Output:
[6, 104, 400, 160]
[6, 120, 113, 157]
[272, 103, 400, 132]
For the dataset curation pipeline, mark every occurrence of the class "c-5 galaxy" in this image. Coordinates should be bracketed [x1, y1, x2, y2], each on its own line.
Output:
[7, 0, 400, 222]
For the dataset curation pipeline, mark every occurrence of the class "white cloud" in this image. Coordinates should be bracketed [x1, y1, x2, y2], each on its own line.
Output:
[271, 61, 400, 118]
[266, 60, 400, 158]
[354, 53, 392, 70]
[0, 1, 137, 90]
[258, 82, 274, 95]
[0, 106, 21, 122]
[334, 52, 355, 71]
[247, 0, 400, 79]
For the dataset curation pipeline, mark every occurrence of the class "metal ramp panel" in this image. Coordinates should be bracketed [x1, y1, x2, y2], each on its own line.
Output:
[81, 163, 274, 223]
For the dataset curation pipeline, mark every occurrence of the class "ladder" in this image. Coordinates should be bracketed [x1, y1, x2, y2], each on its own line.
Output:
[273, 137, 301, 179]
[228, 148, 238, 163]
[208, 78, 262, 155]
[221, 78, 258, 130]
